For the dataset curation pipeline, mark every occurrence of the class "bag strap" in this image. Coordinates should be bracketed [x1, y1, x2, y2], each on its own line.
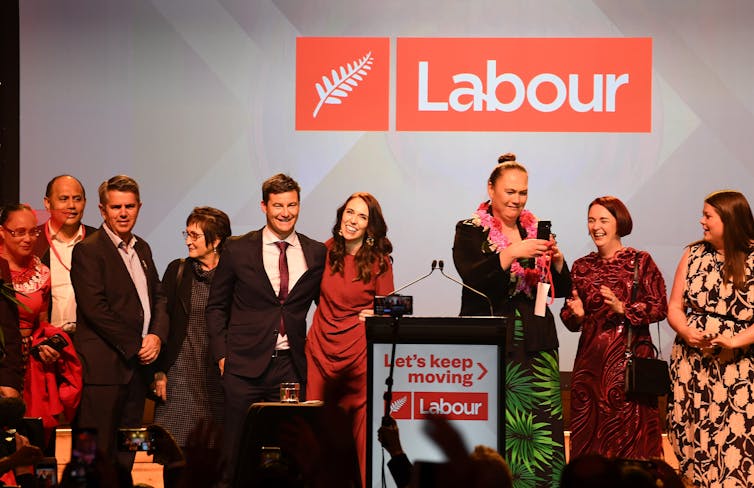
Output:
[624, 254, 641, 359]
[176, 258, 186, 286]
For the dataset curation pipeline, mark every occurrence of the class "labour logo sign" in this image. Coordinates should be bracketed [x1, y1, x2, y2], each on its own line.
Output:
[387, 391, 412, 420]
[396, 37, 652, 132]
[414, 392, 488, 421]
[296, 37, 390, 131]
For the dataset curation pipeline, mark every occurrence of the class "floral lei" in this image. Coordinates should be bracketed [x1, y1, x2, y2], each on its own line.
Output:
[467, 201, 548, 298]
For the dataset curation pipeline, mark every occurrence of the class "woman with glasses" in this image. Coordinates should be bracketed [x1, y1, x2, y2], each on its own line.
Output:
[153, 207, 231, 453]
[0, 204, 81, 453]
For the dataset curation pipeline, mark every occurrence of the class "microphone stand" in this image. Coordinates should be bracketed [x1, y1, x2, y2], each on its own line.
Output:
[382, 260, 437, 425]
[438, 260, 495, 316]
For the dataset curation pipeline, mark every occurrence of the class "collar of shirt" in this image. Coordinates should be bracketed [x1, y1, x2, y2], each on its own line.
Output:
[48, 220, 86, 246]
[262, 225, 300, 248]
[102, 222, 137, 251]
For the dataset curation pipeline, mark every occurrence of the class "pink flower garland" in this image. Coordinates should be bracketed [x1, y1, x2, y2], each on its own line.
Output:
[470, 201, 548, 297]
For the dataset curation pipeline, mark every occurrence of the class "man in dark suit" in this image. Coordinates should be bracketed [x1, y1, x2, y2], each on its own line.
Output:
[70, 175, 168, 470]
[206, 173, 326, 482]
[32, 175, 97, 334]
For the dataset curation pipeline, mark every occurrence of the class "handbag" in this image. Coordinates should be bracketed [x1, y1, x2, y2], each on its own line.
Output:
[624, 255, 671, 396]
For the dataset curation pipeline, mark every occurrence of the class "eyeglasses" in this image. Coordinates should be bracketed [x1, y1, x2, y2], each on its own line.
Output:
[182, 230, 204, 241]
[2, 227, 42, 238]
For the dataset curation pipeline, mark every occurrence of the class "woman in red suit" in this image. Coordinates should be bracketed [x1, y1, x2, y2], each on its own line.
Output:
[306, 192, 394, 486]
[560, 196, 667, 459]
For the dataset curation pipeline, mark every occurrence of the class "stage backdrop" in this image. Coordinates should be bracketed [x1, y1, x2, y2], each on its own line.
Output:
[18, 0, 754, 375]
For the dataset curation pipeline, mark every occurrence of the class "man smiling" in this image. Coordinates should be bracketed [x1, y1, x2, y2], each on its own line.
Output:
[206, 173, 326, 483]
[70, 175, 168, 471]
[33, 175, 97, 333]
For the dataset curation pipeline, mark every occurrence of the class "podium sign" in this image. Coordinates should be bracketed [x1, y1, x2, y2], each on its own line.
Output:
[366, 316, 507, 488]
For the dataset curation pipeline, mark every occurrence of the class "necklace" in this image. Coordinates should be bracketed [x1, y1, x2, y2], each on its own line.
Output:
[10, 255, 49, 294]
[467, 201, 548, 297]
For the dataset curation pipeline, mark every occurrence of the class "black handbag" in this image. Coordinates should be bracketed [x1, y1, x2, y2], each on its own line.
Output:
[624, 256, 671, 397]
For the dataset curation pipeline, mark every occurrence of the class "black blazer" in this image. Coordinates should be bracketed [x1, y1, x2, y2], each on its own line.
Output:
[32, 222, 98, 319]
[70, 227, 169, 385]
[452, 220, 571, 352]
[156, 258, 193, 373]
[205, 228, 326, 381]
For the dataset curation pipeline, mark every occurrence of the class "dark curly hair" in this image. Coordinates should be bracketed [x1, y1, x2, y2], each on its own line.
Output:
[328, 193, 392, 283]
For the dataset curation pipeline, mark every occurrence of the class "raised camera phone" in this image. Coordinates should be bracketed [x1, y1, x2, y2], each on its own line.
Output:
[117, 428, 153, 452]
[30, 334, 69, 361]
[34, 457, 58, 487]
[536, 220, 552, 240]
[71, 428, 97, 465]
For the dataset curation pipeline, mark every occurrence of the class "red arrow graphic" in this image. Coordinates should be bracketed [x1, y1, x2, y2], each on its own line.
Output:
[477, 362, 488, 380]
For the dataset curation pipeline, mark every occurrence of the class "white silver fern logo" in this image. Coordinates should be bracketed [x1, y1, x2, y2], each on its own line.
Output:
[312, 51, 374, 118]
[390, 395, 408, 414]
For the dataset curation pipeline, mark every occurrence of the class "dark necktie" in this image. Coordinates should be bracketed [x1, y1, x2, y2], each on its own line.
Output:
[275, 241, 290, 336]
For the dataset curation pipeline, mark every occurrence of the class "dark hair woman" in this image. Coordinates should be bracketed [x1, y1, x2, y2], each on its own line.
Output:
[666, 190, 754, 486]
[452, 153, 571, 483]
[561, 196, 667, 459]
[305, 192, 394, 487]
[153, 207, 232, 453]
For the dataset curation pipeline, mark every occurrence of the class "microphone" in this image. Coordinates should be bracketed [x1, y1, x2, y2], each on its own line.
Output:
[438, 259, 495, 316]
[386, 260, 437, 296]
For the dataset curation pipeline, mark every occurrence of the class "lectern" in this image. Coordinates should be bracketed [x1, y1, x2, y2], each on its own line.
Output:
[365, 316, 508, 488]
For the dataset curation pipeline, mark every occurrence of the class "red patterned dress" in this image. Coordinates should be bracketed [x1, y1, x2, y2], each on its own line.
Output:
[561, 248, 667, 459]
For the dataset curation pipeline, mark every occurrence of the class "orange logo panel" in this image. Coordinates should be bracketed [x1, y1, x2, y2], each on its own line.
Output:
[396, 38, 652, 132]
[296, 37, 390, 131]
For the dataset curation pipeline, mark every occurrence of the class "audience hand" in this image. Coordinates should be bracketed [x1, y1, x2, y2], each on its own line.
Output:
[147, 424, 184, 467]
[377, 416, 404, 457]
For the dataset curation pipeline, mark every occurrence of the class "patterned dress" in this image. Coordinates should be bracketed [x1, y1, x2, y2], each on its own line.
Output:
[667, 243, 754, 487]
[154, 261, 224, 446]
[453, 210, 570, 488]
[561, 248, 667, 459]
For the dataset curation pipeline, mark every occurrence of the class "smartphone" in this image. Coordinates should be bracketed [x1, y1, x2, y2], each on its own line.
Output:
[34, 457, 58, 487]
[260, 446, 281, 468]
[117, 427, 153, 452]
[536, 220, 552, 240]
[71, 428, 97, 465]
[30, 334, 69, 360]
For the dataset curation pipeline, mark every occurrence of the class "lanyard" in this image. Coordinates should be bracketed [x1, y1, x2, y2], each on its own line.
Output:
[45, 222, 85, 273]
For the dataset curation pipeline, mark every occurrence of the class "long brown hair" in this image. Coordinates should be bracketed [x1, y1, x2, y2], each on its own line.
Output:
[329, 193, 392, 283]
[702, 190, 754, 290]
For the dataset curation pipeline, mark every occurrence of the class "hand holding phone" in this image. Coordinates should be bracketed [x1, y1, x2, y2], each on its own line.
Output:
[30, 334, 68, 361]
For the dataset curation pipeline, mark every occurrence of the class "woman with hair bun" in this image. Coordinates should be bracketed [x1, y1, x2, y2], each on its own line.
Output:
[306, 192, 394, 487]
[561, 196, 667, 459]
[453, 154, 570, 485]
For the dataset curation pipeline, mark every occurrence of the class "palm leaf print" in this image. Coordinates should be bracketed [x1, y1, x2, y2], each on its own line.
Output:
[530, 351, 563, 419]
[312, 51, 374, 117]
[505, 409, 560, 474]
[506, 362, 535, 412]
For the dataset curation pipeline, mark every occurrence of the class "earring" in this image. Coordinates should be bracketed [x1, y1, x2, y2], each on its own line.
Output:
[338, 229, 343, 236]
[366, 235, 374, 246]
